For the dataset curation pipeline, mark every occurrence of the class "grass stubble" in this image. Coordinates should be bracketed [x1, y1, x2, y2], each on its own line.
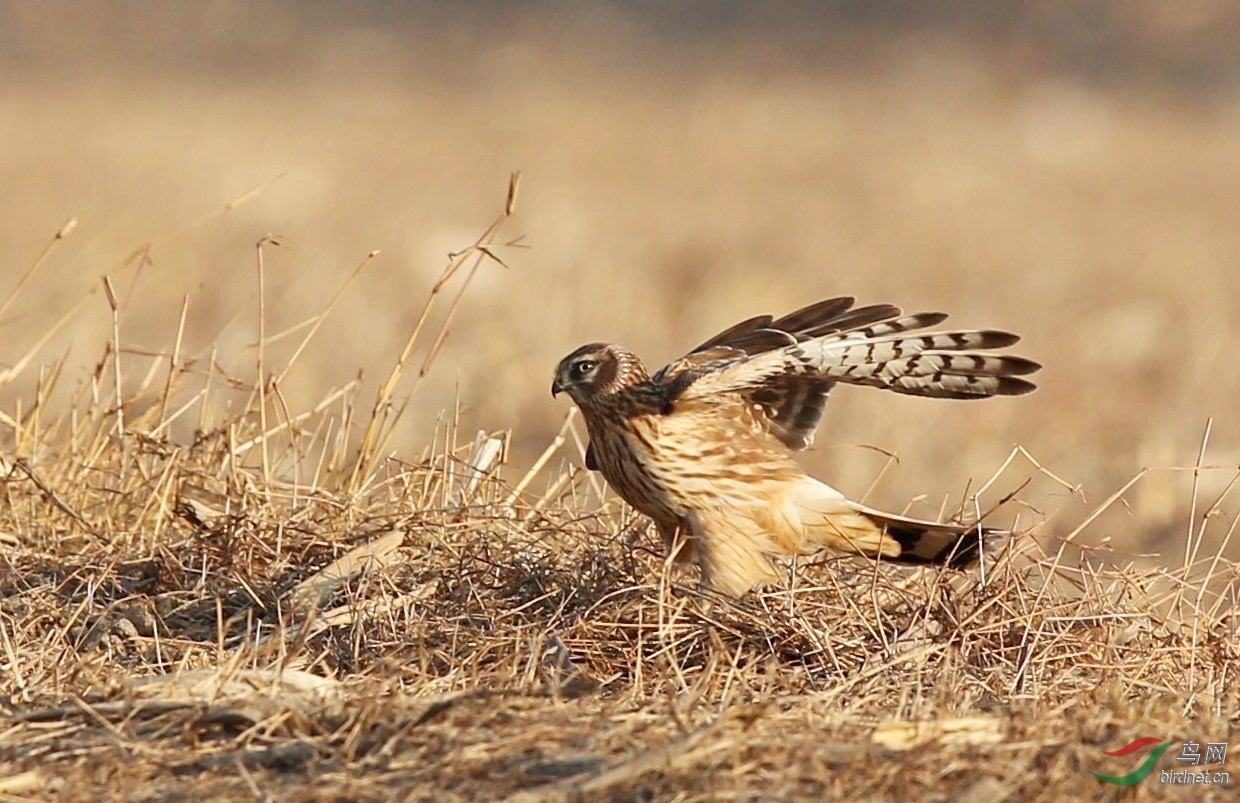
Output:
[0, 179, 1237, 801]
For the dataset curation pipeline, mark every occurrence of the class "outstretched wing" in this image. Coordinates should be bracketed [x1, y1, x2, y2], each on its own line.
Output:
[659, 298, 1039, 448]
[653, 298, 934, 450]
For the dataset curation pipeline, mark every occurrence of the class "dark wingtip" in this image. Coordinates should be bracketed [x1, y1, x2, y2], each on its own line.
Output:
[1006, 356, 1042, 376]
[916, 311, 951, 327]
[973, 330, 1022, 348]
[999, 377, 1039, 395]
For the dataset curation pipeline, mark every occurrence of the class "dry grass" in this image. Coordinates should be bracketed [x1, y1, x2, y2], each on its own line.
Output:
[2, 183, 1238, 801]
[2, 4, 1239, 800]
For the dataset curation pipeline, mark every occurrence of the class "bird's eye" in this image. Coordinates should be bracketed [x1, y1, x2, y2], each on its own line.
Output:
[573, 360, 596, 378]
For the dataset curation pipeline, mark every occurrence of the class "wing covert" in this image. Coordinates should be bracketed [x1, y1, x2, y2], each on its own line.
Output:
[654, 297, 916, 450]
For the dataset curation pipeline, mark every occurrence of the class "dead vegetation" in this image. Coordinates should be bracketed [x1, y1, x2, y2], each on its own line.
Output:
[1, 182, 1236, 801]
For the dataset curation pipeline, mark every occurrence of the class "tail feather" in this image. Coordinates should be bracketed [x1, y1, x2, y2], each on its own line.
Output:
[684, 478, 1005, 596]
[792, 479, 999, 570]
[858, 506, 994, 569]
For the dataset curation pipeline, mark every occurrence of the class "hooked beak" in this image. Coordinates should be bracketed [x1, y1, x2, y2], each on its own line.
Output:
[551, 378, 565, 397]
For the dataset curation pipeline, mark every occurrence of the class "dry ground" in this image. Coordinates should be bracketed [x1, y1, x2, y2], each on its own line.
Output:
[2, 3, 1238, 800]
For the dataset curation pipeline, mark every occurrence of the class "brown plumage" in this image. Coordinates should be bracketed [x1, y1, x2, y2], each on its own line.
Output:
[552, 297, 1039, 596]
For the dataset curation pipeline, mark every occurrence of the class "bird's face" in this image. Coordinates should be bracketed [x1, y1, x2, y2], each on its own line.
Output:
[552, 343, 617, 404]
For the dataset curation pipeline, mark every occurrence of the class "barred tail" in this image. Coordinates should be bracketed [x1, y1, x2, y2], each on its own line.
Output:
[858, 508, 993, 569]
[790, 478, 998, 568]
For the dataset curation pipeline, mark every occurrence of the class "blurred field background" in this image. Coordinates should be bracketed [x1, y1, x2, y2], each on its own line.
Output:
[2, 0, 1238, 559]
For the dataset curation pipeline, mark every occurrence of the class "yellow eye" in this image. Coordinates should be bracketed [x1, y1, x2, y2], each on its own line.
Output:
[573, 360, 596, 378]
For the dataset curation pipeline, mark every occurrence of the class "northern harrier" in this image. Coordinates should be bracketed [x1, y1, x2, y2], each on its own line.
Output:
[552, 297, 1038, 596]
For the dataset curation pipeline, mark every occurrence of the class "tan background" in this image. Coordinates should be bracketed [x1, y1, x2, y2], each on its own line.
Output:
[2, 1, 1237, 557]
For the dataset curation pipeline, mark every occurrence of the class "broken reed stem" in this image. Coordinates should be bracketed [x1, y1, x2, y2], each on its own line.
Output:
[156, 295, 191, 434]
[275, 250, 379, 387]
[270, 379, 299, 503]
[506, 407, 579, 507]
[1184, 417, 1212, 571]
[28, 359, 65, 458]
[107, 177, 285, 281]
[256, 236, 275, 487]
[0, 218, 76, 323]
[2, 183, 283, 396]
[198, 344, 218, 435]
[348, 172, 522, 493]
[101, 276, 125, 450]
[229, 382, 358, 460]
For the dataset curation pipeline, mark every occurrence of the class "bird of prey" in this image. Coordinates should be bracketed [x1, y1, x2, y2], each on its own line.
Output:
[552, 297, 1038, 596]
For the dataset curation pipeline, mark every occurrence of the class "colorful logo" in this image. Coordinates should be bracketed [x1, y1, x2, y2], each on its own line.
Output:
[1089, 737, 1176, 786]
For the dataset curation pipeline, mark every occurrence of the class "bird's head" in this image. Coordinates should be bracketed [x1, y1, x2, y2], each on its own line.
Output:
[551, 343, 646, 404]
